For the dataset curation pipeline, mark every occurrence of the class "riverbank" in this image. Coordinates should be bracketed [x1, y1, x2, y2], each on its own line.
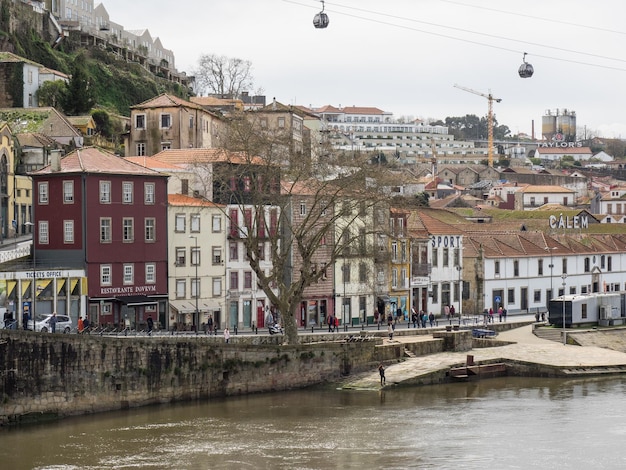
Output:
[342, 323, 626, 389]
[3, 319, 626, 426]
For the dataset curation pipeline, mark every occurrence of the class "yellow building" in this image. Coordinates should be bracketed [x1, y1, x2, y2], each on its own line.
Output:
[0, 122, 32, 241]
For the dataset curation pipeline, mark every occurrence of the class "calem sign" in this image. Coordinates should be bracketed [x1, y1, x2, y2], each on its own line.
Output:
[549, 213, 589, 230]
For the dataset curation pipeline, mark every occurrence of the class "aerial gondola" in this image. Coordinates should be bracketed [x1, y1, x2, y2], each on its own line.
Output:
[518, 52, 534, 78]
[313, 0, 329, 29]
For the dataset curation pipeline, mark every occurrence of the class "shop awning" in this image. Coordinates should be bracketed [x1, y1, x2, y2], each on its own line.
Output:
[169, 300, 219, 314]
[116, 295, 159, 307]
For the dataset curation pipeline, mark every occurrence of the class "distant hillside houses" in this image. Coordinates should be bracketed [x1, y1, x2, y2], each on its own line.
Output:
[18, 0, 188, 86]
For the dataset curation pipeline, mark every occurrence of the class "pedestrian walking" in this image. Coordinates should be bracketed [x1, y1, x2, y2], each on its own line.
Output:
[378, 363, 386, 385]
[78, 316, 84, 333]
[503, 308, 507, 322]
[328, 314, 334, 332]
[224, 327, 230, 343]
[498, 306, 503, 322]
[411, 307, 418, 328]
[49, 312, 57, 333]
[429, 312, 435, 327]
[488, 307, 494, 323]
[22, 310, 29, 330]
[444, 304, 450, 322]
[147, 315, 154, 335]
[83, 316, 90, 332]
[422, 312, 428, 328]
[207, 316, 214, 335]
[388, 322, 394, 340]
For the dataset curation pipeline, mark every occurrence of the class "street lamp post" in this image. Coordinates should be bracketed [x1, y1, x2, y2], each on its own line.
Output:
[456, 265, 462, 325]
[561, 273, 567, 344]
[189, 235, 199, 332]
[25, 221, 35, 330]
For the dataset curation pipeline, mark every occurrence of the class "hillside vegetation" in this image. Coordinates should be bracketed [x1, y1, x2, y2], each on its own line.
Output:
[0, 0, 190, 116]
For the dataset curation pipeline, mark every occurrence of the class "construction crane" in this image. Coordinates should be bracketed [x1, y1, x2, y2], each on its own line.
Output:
[454, 84, 502, 167]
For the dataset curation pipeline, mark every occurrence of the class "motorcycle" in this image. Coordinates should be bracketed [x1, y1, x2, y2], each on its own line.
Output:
[269, 323, 283, 335]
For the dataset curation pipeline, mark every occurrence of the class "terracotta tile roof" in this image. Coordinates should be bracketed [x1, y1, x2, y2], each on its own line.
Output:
[131, 93, 206, 112]
[168, 194, 223, 207]
[125, 156, 186, 171]
[463, 231, 626, 259]
[32, 147, 164, 176]
[413, 210, 461, 235]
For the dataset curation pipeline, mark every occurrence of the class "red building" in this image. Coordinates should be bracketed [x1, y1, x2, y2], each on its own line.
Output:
[31, 147, 169, 328]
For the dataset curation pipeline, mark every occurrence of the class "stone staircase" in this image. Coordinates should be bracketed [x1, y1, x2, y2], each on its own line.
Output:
[533, 326, 564, 343]
[404, 348, 417, 358]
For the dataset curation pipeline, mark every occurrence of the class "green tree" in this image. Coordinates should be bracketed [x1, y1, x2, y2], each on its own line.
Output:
[63, 53, 96, 115]
[37, 80, 66, 110]
[414, 192, 430, 207]
[91, 109, 113, 138]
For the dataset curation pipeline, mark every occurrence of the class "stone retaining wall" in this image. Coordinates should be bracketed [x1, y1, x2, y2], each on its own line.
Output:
[0, 331, 383, 426]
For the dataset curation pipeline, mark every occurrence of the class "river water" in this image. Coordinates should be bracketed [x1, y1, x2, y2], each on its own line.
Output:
[1, 376, 626, 469]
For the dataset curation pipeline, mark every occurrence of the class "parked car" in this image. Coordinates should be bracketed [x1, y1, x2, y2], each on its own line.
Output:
[35, 313, 72, 333]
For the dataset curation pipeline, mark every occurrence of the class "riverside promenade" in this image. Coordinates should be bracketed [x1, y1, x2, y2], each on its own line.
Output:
[342, 321, 626, 390]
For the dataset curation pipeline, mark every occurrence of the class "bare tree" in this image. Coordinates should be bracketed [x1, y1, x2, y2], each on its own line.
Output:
[199, 111, 392, 344]
[193, 54, 254, 97]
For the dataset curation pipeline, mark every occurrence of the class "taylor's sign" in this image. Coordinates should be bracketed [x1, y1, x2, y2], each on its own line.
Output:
[540, 142, 583, 148]
[549, 214, 589, 229]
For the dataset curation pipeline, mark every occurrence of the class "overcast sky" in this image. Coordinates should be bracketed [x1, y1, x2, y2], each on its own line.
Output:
[102, 0, 626, 139]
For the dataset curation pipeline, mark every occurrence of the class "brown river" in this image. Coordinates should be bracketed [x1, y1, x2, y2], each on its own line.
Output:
[1, 376, 625, 469]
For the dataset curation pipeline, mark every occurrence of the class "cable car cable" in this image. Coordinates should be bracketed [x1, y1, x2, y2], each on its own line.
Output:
[284, 0, 626, 72]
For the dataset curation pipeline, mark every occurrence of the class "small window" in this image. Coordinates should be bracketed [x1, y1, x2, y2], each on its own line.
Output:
[176, 247, 186, 266]
[122, 218, 134, 242]
[212, 247, 222, 264]
[123, 264, 134, 285]
[64, 220, 74, 243]
[495, 261, 500, 276]
[101, 265, 112, 286]
[100, 218, 111, 243]
[38, 182, 49, 204]
[160, 113, 171, 129]
[191, 278, 200, 298]
[300, 202, 306, 216]
[538, 259, 543, 276]
[176, 279, 186, 298]
[230, 271, 239, 290]
[144, 183, 155, 204]
[278, 117, 285, 128]
[63, 181, 74, 203]
[244, 271, 252, 289]
[100, 181, 111, 203]
[191, 246, 200, 266]
[190, 214, 200, 233]
[145, 218, 155, 242]
[135, 114, 146, 129]
[212, 277, 222, 297]
[212, 214, 222, 232]
[508, 288, 515, 303]
[513, 260, 519, 277]
[175, 214, 186, 232]
[161, 142, 171, 151]
[136, 143, 146, 156]
[39, 221, 49, 244]
[145, 263, 156, 284]
[534, 290, 541, 302]
[122, 182, 133, 204]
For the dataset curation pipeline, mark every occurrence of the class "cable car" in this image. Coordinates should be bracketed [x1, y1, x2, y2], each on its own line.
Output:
[518, 52, 534, 78]
[313, 1, 329, 29]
